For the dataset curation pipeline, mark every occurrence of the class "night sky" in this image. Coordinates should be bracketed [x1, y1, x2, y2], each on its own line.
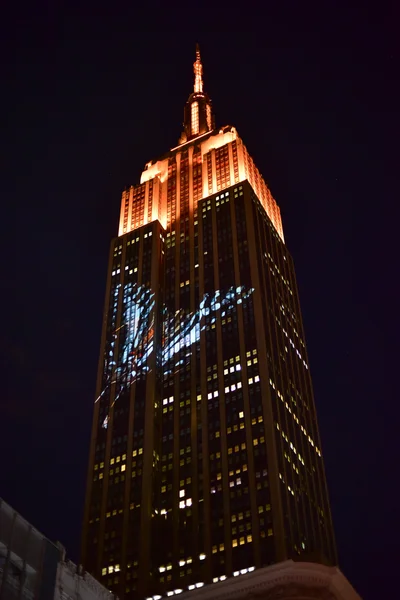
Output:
[1, 3, 399, 599]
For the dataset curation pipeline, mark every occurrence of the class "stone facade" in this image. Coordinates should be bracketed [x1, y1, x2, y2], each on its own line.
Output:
[55, 557, 116, 600]
[154, 561, 361, 600]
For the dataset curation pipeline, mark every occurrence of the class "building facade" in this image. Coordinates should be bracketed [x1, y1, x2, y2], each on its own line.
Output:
[0, 499, 114, 600]
[81, 47, 337, 600]
[0, 498, 60, 600]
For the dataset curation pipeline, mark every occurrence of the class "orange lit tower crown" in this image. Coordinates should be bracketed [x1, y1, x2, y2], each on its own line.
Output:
[118, 46, 284, 242]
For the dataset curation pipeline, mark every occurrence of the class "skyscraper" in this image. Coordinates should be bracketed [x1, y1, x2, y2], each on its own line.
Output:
[81, 46, 337, 600]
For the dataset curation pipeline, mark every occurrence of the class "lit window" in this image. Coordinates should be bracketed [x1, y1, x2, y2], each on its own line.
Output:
[191, 102, 199, 135]
[206, 104, 212, 129]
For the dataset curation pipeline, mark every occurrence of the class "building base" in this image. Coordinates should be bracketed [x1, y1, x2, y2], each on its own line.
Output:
[152, 560, 360, 600]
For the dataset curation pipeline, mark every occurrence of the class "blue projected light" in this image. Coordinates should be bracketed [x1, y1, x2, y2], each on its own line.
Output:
[162, 286, 254, 373]
[96, 283, 155, 427]
[97, 284, 254, 428]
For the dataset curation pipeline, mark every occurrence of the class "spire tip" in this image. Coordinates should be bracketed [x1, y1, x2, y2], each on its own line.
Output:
[194, 43, 203, 94]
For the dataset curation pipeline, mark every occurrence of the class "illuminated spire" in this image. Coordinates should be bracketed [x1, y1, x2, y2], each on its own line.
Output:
[180, 45, 214, 144]
[194, 43, 203, 94]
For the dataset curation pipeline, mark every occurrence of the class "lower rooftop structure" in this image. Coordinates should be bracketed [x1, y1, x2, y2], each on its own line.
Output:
[145, 560, 360, 600]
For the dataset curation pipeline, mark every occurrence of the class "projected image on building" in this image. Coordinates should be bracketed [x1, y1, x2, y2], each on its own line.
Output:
[97, 283, 254, 427]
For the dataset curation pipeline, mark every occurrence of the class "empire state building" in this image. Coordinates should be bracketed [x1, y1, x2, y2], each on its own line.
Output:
[81, 46, 337, 600]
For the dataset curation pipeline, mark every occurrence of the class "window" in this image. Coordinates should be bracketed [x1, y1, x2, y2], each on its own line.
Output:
[191, 102, 199, 135]
[206, 104, 212, 129]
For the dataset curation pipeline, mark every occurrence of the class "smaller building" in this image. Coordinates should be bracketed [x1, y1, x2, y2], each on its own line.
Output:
[54, 555, 116, 600]
[0, 498, 115, 600]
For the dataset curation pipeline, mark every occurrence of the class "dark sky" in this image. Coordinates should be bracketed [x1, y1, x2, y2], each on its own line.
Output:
[1, 3, 399, 599]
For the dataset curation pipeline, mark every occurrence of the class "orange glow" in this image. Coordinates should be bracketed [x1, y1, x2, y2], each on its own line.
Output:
[194, 44, 203, 93]
[119, 48, 283, 241]
[119, 127, 284, 242]
[206, 104, 212, 130]
[191, 102, 199, 135]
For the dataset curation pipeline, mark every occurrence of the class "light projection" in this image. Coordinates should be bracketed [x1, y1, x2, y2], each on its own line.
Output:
[162, 286, 254, 376]
[96, 282, 155, 428]
[97, 283, 254, 428]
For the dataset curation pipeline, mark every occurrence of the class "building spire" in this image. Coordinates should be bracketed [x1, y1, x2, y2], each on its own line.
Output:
[194, 43, 203, 94]
[179, 45, 214, 144]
